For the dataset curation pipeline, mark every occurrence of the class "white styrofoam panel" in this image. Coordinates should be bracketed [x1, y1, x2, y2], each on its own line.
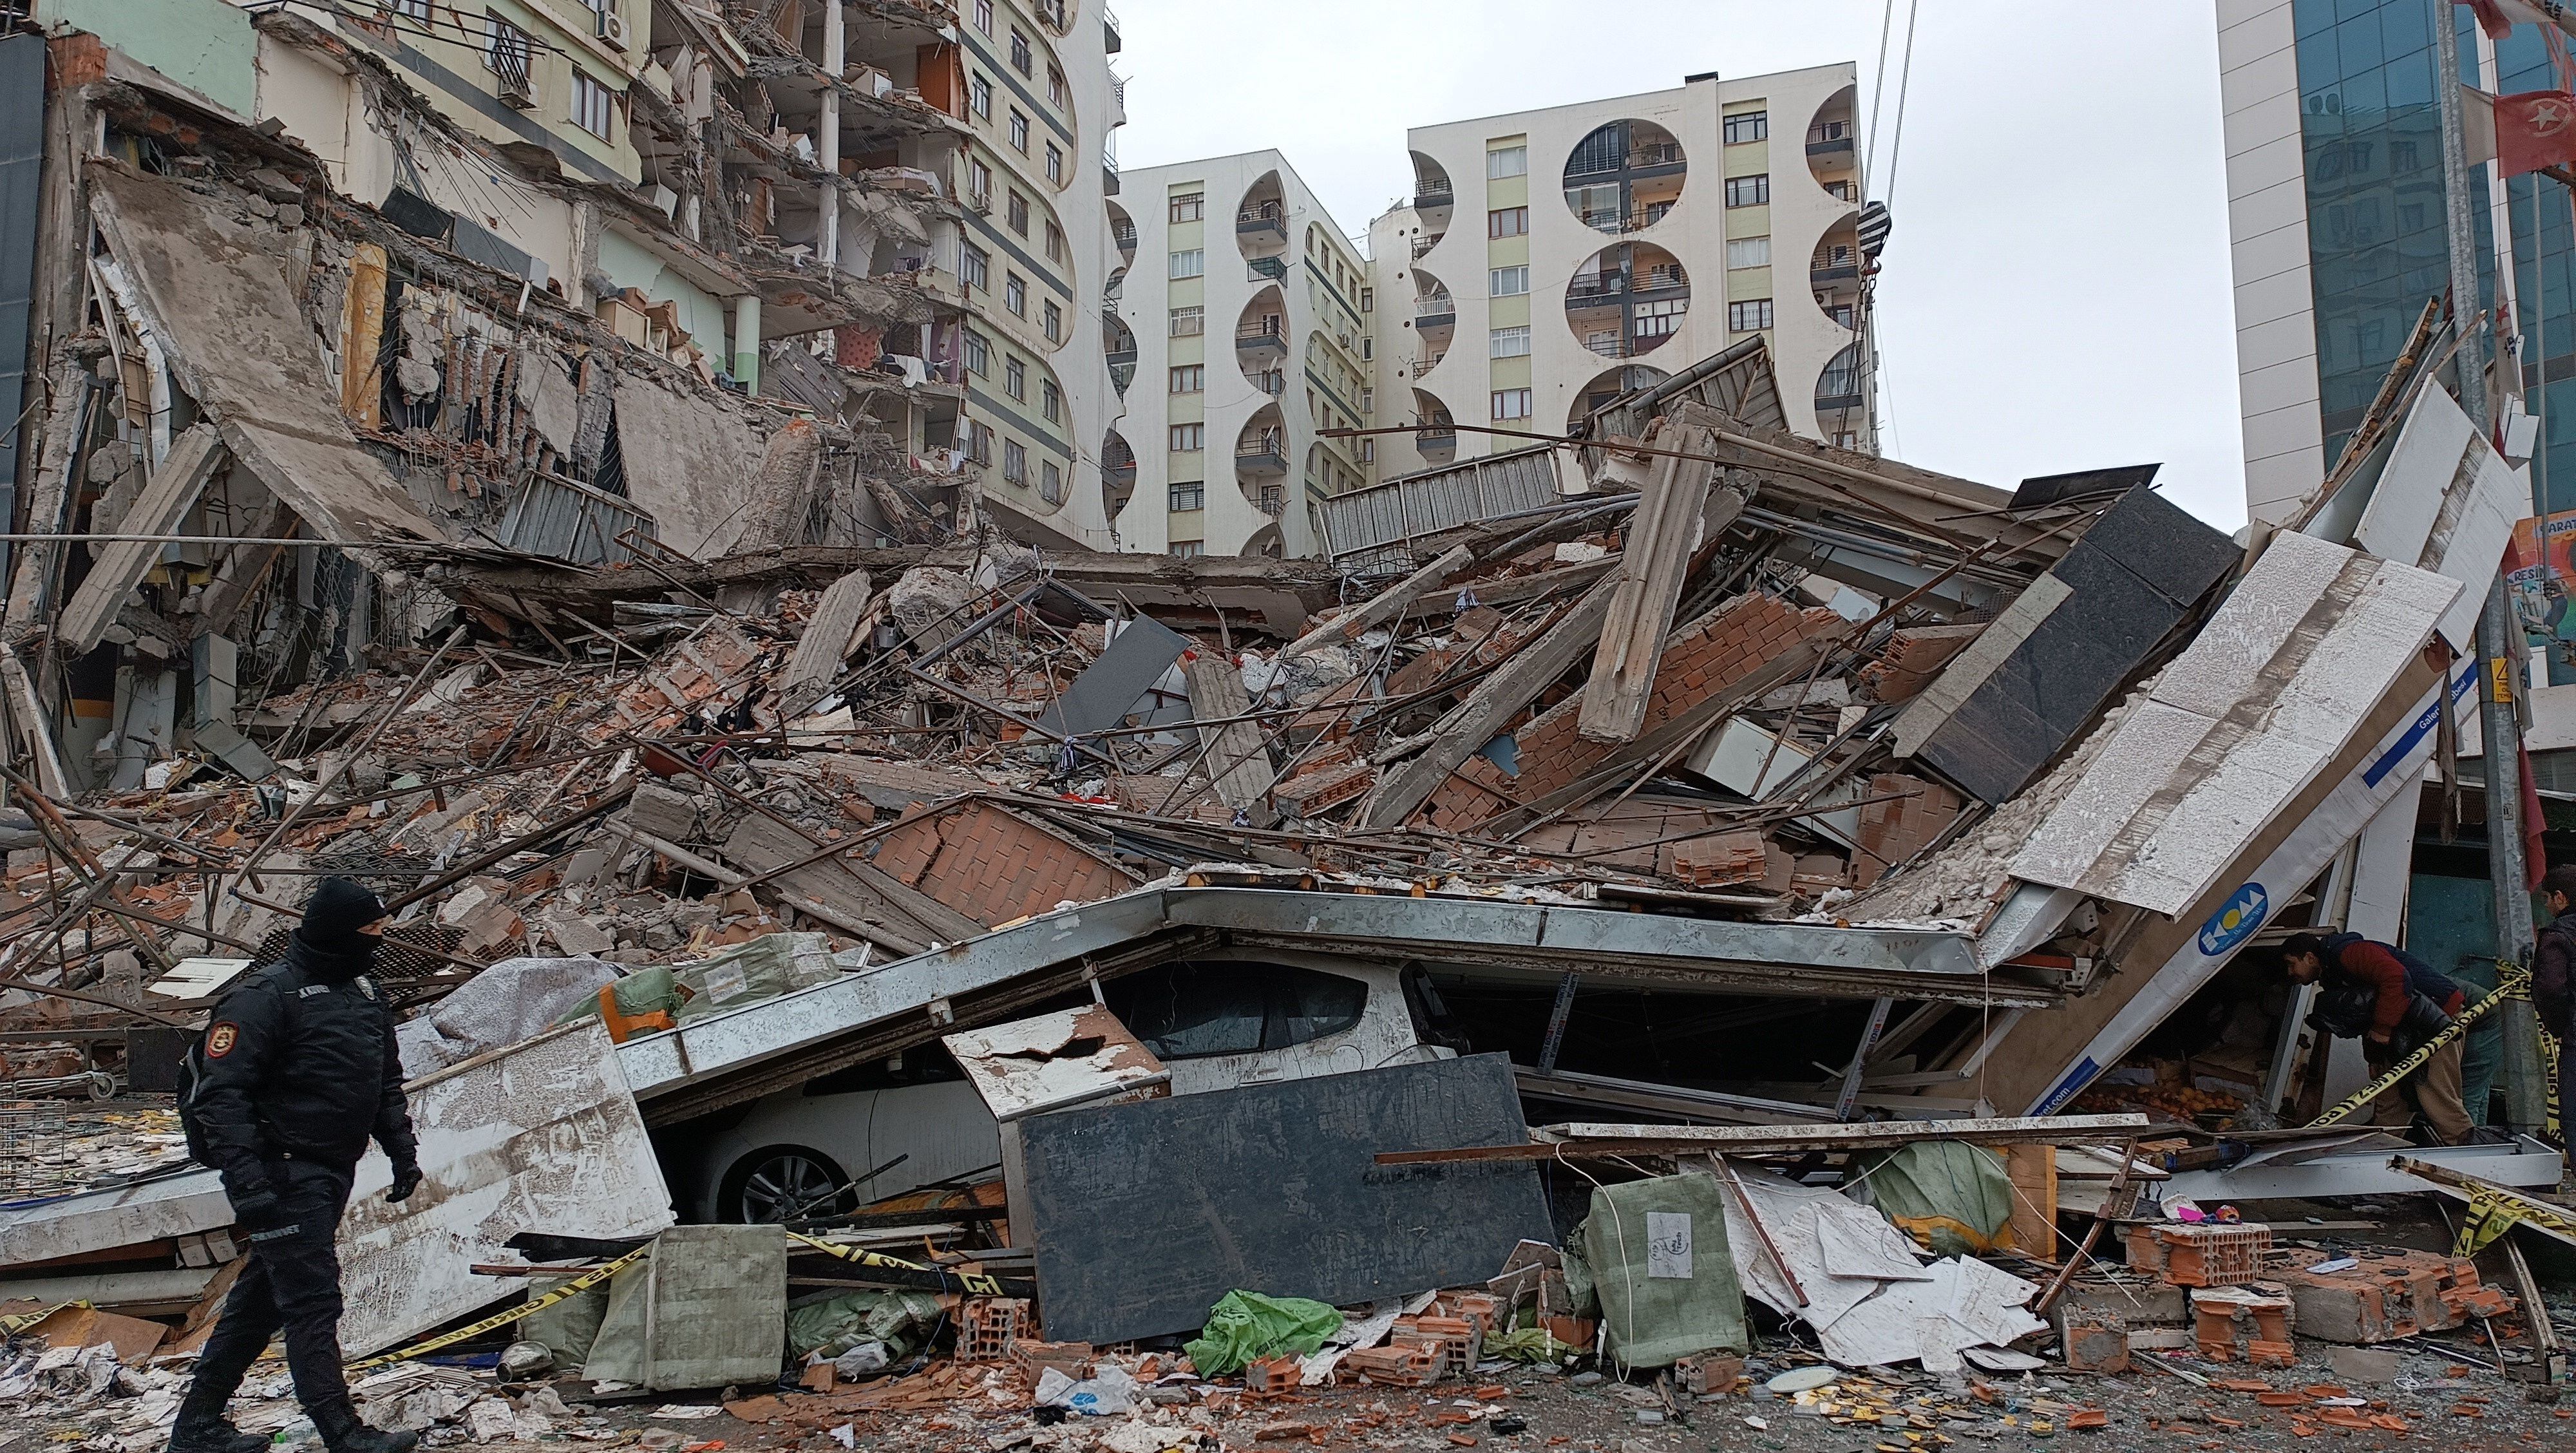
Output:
[2010, 543, 2459, 915]
[2531, 683, 2576, 752]
[2356, 385, 2476, 565]
[2152, 531, 2355, 721]
[2422, 451, 2524, 651]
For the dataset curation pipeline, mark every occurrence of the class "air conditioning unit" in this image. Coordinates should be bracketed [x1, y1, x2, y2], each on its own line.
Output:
[498, 75, 536, 109]
[967, 191, 993, 215]
[599, 9, 632, 48]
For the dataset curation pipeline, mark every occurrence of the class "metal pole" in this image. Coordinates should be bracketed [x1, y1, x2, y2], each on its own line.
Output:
[2437, 11, 2548, 1133]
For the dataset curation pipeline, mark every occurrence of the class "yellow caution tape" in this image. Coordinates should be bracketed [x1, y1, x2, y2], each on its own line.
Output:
[343, 1244, 650, 1372]
[2452, 1180, 2576, 1258]
[0, 1300, 84, 1335]
[2308, 964, 2530, 1129]
[786, 1230, 1004, 1296]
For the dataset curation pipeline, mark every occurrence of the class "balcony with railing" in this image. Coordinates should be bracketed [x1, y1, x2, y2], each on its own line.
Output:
[1806, 84, 1860, 193]
[1247, 255, 1287, 281]
[1566, 140, 1686, 182]
[1414, 295, 1456, 331]
[1255, 482, 1286, 517]
[1102, 4, 1121, 52]
[1815, 344, 1865, 413]
[1236, 200, 1288, 246]
[1235, 428, 1289, 476]
[1409, 352, 1446, 379]
[1412, 178, 1454, 211]
[1806, 118, 1855, 158]
[1110, 219, 1137, 258]
[1249, 368, 1287, 395]
[1103, 436, 1137, 484]
[1234, 318, 1287, 357]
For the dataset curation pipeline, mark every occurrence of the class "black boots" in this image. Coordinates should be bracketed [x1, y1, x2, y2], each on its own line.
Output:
[310, 1401, 419, 1453]
[166, 1380, 269, 1453]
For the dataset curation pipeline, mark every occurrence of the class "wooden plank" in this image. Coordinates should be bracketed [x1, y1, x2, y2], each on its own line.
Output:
[719, 810, 981, 947]
[2005, 1143, 2058, 1258]
[1180, 652, 1276, 816]
[2390, 1155, 2576, 1251]
[1280, 542, 1472, 659]
[338, 243, 387, 427]
[58, 423, 226, 654]
[1372, 1112, 2150, 1164]
[779, 567, 872, 714]
[1578, 415, 1718, 743]
[1358, 571, 1622, 828]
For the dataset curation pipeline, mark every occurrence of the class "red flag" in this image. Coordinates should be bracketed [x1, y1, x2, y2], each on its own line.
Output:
[2462, 1, 2576, 43]
[2495, 90, 2576, 177]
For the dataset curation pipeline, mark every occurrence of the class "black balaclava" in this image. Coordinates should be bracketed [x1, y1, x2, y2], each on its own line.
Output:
[294, 875, 385, 982]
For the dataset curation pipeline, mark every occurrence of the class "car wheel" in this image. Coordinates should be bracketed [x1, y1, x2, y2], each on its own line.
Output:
[719, 1144, 849, 1224]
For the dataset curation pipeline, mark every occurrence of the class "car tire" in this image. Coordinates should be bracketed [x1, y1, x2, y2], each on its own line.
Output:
[717, 1143, 851, 1224]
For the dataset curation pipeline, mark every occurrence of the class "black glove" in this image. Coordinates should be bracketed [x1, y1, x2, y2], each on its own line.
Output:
[228, 1188, 289, 1235]
[386, 1161, 423, 1204]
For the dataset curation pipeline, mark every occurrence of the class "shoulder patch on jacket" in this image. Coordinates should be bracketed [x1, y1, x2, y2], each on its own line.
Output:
[206, 1023, 240, 1058]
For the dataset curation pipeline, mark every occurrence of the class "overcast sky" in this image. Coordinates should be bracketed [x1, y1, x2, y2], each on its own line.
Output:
[1110, 1, 2249, 531]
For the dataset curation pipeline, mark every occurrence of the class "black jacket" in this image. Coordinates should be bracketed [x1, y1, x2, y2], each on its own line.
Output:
[2539, 915, 2576, 1037]
[193, 935, 417, 1203]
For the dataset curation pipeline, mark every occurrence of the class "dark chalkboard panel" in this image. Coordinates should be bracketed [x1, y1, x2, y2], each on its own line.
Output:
[1018, 1053, 1551, 1345]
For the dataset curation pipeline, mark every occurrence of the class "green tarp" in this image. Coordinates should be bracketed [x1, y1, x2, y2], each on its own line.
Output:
[1850, 1141, 2014, 1257]
[1577, 1173, 1747, 1371]
[1182, 1290, 1344, 1376]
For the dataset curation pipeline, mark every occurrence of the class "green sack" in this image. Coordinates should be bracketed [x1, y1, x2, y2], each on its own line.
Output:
[1182, 1289, 1344, 1376]
[1578, 1173, 1748, 1372]
[785, 1287, 945, 1360]
[1850, 1141, 2015, 1257]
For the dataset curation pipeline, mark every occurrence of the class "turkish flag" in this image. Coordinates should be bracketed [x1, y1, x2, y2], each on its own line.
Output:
[2497, 90, 2576, 177]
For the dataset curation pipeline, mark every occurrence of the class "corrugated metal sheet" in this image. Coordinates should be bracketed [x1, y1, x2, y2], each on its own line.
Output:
[496, 473, 656, 565]
[0, 35, 44, 560]
[1318, 445, 1563, 568]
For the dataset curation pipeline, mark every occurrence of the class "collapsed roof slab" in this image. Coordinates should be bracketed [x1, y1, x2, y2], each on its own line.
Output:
[616, 884, 2061, 1126]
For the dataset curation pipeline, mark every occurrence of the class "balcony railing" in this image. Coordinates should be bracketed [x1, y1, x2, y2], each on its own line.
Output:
[1102, 3, 1121, 52]
[1807, 120, 1854, 155]
[1414, 425, 1457, 451]
[1256, 484, 1285, 516]
[1410, 234, 1439, 261]
[1414, 296, 1455, 325]
[1412, 182, 1454, 209]
[1810, 247, 1860, 284]
[1410, 352, 1444, 378]
[1250, 369, 1286, 395]
[1566, 271, 1629, 301]
[1110, 223, 1137, 252]
[1235, 321, 1285, 350]
[1247, 256, 1287, 281]
[1565, 142, 1685, 181]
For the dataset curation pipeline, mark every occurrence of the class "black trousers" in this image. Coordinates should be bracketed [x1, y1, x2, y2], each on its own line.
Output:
[185, 1158, 357, 1419]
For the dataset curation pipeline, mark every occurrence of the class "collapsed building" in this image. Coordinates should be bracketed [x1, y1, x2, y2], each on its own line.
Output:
[0, 6, 2570, 1450]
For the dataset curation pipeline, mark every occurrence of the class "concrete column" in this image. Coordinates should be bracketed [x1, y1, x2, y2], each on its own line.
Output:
[732, 293, 762, 393]
[819, 1, 844, 270]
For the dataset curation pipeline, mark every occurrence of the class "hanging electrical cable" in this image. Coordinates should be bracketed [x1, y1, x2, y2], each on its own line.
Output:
[1882, 0, 1921, 210]
[1864, 0, 1898, 180]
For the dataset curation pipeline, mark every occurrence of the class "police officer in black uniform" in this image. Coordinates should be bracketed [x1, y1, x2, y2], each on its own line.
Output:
[169, 878, 423, 1453]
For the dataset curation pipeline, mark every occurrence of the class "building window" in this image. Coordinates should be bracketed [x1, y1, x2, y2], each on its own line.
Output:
[1170, 365, 1204, 394]
[1170, 306, 1203, 336]
[1048, 65, 1067, 109]
[1361, 337, 1372, 359]
[1045, 220, 1066, 262]
[1727, 235, 1771, 269]
[1170, 481, 1205, 511]
[1725, 174, 1770, 207]
[1170, 423, 1204, 451]
[1010, 28, 1033, 75]
[1043, 299, 1063, 341]
[1491, 388, 1532, 420]
[966, 420, 992, 465]
[1041, 460, 1063, 502]
[1170, 540, 1205, 558]
[1170, 193, 1204, 223]
[1045, 142, 1064, 183]
[1009, 109, 1030, 153]
[961, 241, 990, 290]
[1003, 272, 1027, 316]
[1005, 355, 1027, 400]
[1490, 325, 1531, 359]
[1042, 379, 1061, 422]
[484, 13, 534, 90]
[1490, 265, 1529, 297]
[1170, 249, 1204, 279]
[1728, 299, 1775, 331]
[970, 73, 993, 119]
[973, 0, 993, 34]
[1488, 146, 1528, 178]
[1007, 191, 1030, 236]
[389, 0, 430, 18]
[1360, 287, 1374, 312]
[965, 330, 990, 375]
[1723, 111, 1768, 144]
[1488, 206, 1528, 238]
[968, 159, 992, 204]
[1003, 438, 1028, 484]
[570, 71, 616, 140]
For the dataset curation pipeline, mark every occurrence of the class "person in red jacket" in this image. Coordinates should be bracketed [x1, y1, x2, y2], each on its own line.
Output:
[2534, 866, 2576, 1148]
[2283, 931, 2472, 1144]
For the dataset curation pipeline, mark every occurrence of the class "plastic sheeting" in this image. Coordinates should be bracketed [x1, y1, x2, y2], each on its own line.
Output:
[1849, 1142, 2016, 1257]
[1182, 1290, 1345, 1376]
